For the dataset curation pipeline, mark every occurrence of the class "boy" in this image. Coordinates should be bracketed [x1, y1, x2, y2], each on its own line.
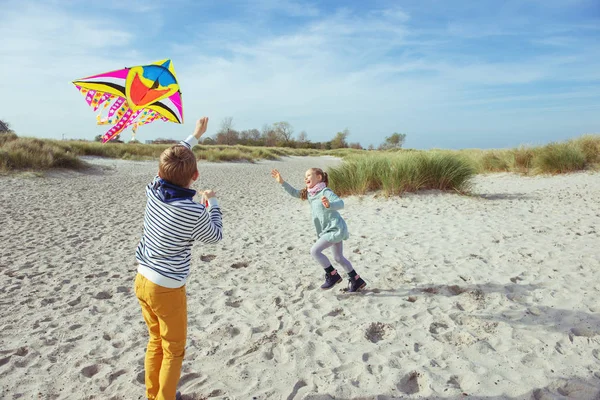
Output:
[134, 117, 222, 400]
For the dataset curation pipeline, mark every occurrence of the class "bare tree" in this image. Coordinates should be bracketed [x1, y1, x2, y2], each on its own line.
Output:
[240, 129, 261, 145]
[297, 131, 308, 143]
[273, 121, 294, 143]
[216, 117, 239, 145]
[261, 124, 279, 146]
[248, 129, 261, 141]
[0, 119, 11, 133]
[240, 130, 251, 142]
[220, 117, 234, 134]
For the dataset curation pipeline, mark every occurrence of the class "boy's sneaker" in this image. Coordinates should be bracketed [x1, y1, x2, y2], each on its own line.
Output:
[321, 270, 342, 289]
[347, 275, 366, 292]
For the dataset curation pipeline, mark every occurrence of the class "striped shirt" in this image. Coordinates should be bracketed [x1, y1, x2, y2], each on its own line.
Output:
[136, 135, 223, 288]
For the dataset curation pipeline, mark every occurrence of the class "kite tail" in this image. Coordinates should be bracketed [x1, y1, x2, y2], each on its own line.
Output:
[101, 109, 141, 143]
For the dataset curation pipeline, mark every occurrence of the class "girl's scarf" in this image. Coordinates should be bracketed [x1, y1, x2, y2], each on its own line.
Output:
[307, 182, 327, 196]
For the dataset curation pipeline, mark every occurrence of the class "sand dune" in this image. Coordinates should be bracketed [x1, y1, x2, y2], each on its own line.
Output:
[1, 156, 599, 399]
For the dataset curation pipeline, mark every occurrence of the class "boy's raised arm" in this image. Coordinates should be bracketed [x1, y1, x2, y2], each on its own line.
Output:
[181, 117, 209, 149]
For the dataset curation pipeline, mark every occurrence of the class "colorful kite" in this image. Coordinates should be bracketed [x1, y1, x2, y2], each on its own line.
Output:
[73, 59, 183, 143]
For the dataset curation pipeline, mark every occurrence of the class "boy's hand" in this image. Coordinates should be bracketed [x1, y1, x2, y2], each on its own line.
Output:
[271, 169, 284, 184]
[321, 197, 330, 208]
[193, 117, 209, 139]
[203, 190, 217, 199]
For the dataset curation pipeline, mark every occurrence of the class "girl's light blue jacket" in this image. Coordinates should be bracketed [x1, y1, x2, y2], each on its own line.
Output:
[281, 182, 349, 243]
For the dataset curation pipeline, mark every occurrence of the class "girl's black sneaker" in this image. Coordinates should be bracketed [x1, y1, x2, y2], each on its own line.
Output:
[347, 276, 366, 292]
[321, 270, 342, 289]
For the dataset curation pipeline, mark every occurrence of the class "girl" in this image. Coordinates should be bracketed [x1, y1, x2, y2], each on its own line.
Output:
[271, 168, 366, 292]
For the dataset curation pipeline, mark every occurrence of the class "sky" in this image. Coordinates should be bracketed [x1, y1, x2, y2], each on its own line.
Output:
[0, 0, 599, 149]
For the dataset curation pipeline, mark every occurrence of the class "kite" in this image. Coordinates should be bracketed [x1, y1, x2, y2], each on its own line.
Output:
[73, 59, 183, 143]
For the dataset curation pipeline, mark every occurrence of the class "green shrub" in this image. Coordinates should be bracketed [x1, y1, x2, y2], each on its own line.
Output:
[534, 143, 587, 174]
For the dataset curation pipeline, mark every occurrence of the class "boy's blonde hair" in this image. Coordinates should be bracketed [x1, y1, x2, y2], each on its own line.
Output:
[159, 145, 198, 187]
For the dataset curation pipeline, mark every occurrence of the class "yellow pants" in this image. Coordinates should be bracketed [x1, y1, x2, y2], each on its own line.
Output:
[134, 273, 187, 400]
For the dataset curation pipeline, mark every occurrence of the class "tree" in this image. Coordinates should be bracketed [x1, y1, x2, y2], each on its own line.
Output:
[216, 117, 239, 145]
[368, 144, 375, 151]
[349, 142, 363, 150]
[220, 117, 234, 133]
[379, 132, 406, 150]
[240, 130, 251, 142]
[330, 128, 349, 149]
[239, 129, 262, 146]
[261, 124, 278, 146]
[297, 131, 308, 143]
[273, 121, 294, 143]
[0, 119, 11, 133]
[248, 129, 261, 141]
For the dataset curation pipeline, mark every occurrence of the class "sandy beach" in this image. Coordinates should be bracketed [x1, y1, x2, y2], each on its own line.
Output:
[1, 155, 599, 399]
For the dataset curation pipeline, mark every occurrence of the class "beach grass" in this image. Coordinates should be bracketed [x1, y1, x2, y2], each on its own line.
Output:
[1, 133, 599, 186]
[328, 152, 476, 196]
[0, 137, 86, 171]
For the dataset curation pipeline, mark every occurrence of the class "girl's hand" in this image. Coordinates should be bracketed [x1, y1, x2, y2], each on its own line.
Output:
[271, 169, 284, 184]
[321, 197, 330, 208]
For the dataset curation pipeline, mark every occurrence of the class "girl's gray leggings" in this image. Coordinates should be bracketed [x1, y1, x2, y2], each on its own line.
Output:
[310, 236, 354, 272]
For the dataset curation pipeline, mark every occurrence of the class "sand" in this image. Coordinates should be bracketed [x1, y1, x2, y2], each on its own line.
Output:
[0, 155, 599, 399]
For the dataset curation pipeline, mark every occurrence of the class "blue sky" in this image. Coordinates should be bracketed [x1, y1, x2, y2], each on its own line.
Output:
[1, 0, 599, 149]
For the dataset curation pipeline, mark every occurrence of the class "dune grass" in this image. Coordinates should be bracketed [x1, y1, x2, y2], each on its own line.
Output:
[0, 137, 86, 172]
[2, 132, 599, 189]
[457, 134, 600, 175]
[328, 152, 476, 196]
[532, 143, 587, 174]
[0, 134, 332, 172]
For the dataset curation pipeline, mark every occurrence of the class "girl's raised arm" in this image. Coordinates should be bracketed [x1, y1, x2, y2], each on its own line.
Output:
[271, 169, 301, 198]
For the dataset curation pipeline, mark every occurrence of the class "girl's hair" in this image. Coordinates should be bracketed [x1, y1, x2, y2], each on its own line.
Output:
[300, 168, 328, 200]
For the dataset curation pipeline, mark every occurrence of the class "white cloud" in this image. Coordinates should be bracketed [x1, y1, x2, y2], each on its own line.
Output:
[1, 0, 598, 149]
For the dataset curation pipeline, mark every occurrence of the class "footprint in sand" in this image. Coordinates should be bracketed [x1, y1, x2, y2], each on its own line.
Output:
[231, 262, 249, 269]
[14, 347, 28, 357]
[201, 254, 216, 262]
[81, 364, 99, 378]
[95, 291, 112, 300]
[178, 372, 202, 387]
[397, 371, 425, 395]
[108, 369, 127, 385]
[429, 322, 449, 334]
[570, 327, 598, 338]
[325, 308, 343, 317]
[447, 375, 461, 389]
[225, 298, 243, 308]
[136, 371, 145, 384]
[365, 322, 394, 343]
